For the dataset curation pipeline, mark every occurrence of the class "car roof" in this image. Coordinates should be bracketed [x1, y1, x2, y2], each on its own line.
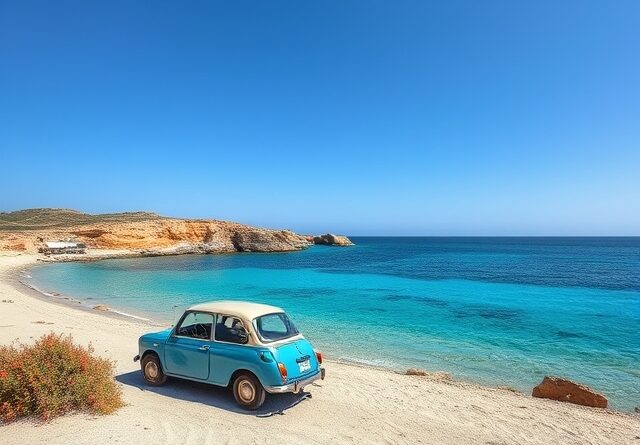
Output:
[187, 300, 284, 320]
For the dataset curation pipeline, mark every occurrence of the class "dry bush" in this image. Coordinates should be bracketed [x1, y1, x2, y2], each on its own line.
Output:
[0, 333, 124, 422]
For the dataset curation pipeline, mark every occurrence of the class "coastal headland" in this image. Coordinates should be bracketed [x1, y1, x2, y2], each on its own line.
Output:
[0, 208, 352, 258]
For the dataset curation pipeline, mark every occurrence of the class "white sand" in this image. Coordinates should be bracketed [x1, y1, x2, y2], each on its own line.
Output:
[0, 254, 638, 444]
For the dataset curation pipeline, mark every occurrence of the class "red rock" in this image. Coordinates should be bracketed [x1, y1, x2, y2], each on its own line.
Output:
[532, 376, 608, 408]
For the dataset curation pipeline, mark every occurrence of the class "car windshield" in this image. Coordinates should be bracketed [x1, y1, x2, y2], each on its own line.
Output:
[254, 312, 299, 343]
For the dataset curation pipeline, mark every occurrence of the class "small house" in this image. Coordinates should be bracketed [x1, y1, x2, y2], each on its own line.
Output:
[39, 240, 87, 255]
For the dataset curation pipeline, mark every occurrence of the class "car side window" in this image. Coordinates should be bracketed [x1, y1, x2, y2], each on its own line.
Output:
[175, 312, 214, 340]
[214, 315, 248, 344]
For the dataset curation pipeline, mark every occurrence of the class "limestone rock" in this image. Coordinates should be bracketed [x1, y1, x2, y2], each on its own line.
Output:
[0, 209, 313, 254]
[312, 233, 354, 246]
[405, 368, 452, 381]
[406, 368, 429, 376]
[532, 376, 608, 408]
[232, 229, 310, 252]
[93, 304, 109, 311]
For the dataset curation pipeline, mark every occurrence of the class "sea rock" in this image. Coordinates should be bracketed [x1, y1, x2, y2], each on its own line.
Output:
[497, 385, 519, 393]
[532, 376, 608, 408]
[93, 304, 109, 311]
[405, 368, 452, 381]
[313, 233, 354, 246]
[634, 406, 640, 414]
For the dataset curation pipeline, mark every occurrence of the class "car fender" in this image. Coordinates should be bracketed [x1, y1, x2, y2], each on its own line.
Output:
[210, 346, 283, 388]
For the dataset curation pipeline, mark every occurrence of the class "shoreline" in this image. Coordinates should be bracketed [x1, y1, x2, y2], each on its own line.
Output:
[9, 253, 640, 412]
[10, 257, 447, 379]
[11, 259, 164, 327]
[1, 253, 638, 444]
[19, 253, 640, 410]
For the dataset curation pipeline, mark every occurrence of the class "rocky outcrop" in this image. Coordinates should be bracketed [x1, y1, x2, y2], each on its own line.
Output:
[405, 368, 452, 381]
[532, 376, 608, 408]
[313, 233, 353, 246]
[0, 209, 312, 254]
[231, 229, 310, 252]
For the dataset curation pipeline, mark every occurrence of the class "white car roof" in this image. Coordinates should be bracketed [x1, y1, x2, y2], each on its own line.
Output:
[187, 300, 284, 320]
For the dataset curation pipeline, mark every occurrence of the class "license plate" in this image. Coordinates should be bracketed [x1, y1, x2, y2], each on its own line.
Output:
[298, 359, 311, 373]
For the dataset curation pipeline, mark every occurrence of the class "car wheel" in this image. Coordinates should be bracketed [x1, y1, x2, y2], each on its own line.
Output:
[233, 372, 266, 410]
[141, 353, 167, 386]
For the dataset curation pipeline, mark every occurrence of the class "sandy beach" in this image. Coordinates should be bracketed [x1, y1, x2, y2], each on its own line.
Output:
[0, 253, 638, 445]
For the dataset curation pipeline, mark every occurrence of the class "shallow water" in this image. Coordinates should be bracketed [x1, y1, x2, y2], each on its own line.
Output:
[28, 237, 640, 410]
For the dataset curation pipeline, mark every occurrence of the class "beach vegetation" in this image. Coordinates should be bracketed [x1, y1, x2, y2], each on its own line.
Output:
[0, 333, 124, 422]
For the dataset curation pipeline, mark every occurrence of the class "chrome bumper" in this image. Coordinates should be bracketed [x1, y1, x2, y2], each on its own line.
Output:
[266, 367, 325, 394]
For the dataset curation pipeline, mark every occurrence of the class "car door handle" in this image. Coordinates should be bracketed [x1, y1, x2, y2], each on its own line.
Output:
[199, 345, 210, 351]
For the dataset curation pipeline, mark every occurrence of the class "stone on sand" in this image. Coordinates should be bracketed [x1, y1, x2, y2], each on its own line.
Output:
[406, 368, 452, 381]
[532, 376, 607, 408]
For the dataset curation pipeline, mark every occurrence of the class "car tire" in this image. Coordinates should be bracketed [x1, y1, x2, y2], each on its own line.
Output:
[141, 353, 167, 386]
[232, 372, 266, 410]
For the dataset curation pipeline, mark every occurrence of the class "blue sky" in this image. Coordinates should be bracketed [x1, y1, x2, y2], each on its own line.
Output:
[1, 1, 638, 235]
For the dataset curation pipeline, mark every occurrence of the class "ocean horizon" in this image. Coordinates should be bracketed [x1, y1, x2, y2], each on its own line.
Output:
[26, 236, 640, 411]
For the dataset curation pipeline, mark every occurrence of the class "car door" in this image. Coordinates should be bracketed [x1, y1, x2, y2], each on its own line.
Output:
[164, 311, 213, 380]
[208, 314, 253, 385]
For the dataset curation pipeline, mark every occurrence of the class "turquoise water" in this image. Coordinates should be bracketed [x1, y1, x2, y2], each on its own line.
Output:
[28, 237, 640, 410]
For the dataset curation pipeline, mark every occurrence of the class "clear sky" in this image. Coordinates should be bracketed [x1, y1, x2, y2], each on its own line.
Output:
[1, 1, 639, 235]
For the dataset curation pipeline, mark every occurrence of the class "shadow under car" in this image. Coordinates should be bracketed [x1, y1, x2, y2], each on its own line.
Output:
[116, 370, 317, 416]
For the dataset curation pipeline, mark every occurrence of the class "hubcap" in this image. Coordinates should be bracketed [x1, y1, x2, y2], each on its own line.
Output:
[145, 361, 158, 379]
[238, 379, 255, 403]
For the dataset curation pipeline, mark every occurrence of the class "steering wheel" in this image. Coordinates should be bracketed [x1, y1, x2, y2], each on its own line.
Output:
[195, 323, 207, 339]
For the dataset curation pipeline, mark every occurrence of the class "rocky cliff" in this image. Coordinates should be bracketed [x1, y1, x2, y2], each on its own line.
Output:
[0, 209, 313, 254]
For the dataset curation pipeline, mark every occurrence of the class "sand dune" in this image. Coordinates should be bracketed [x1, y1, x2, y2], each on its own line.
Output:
[0, 254, 638, 444]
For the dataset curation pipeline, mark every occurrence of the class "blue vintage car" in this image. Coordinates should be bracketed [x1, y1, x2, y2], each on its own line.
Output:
[134, 301, 325, 409]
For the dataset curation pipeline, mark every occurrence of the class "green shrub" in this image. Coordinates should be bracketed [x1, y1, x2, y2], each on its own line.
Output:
[0, 333, 124, 422]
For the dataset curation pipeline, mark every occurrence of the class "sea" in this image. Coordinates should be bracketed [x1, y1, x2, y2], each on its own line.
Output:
[26, 237, 640, 410]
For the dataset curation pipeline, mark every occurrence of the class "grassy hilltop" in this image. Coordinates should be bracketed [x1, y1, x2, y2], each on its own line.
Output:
[0, 209, 163, 231]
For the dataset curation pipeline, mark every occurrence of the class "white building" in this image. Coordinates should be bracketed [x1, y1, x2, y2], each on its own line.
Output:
[39, 240, 86, 255]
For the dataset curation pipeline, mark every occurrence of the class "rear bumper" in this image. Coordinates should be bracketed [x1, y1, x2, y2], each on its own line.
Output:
[266, 367, 325, 394]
